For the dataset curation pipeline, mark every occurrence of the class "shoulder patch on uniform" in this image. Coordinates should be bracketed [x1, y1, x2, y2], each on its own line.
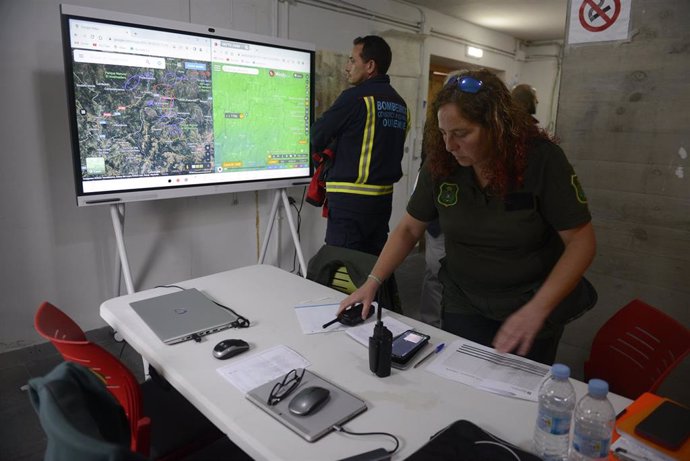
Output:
[571, 175, 587, 204]
[438, 182, 459, 207]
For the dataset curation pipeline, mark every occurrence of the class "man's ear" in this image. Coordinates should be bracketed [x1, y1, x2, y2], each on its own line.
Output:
[366, 59, 377, 76]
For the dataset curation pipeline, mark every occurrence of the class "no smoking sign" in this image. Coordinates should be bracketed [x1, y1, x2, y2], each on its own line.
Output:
[580, 0, 620, 32]
[568, 0, 631, 44]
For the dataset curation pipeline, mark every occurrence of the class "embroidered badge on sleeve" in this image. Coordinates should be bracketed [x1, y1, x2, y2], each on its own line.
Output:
[571, 175, 587, 204]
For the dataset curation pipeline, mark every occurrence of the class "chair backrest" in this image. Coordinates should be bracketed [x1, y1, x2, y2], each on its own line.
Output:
[34, 302, 151, 457]
[306, 244, 402, 313]
[331, 266, 358, 294]
[584, 299, 690, 400]
[28, 361, 147, 461]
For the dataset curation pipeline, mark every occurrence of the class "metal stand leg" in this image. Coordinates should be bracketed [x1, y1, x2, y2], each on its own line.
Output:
[110, 204, 135, 295]
[258, 189, 307, 277]
[109, 204, 148, 375]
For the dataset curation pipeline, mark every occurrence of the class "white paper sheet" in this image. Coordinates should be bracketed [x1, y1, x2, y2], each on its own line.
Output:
[345, 314, 412, 347]
[216, 344, 311, 393]
[293, 293, 355, 334]
[611, 434, 675, 461]
[426, 339, 549, 401]
[294, 301, 346, 334]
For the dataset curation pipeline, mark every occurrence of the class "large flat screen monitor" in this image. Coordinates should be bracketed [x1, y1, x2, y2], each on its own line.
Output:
[60, 5, 315, 206]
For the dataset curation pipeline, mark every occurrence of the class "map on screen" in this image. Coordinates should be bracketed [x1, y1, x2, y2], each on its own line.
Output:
[62, 6, 314, 206]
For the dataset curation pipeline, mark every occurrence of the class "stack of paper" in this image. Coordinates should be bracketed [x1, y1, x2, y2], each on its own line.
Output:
[216, 345, 311, 393]
[425, 339, 549, 401]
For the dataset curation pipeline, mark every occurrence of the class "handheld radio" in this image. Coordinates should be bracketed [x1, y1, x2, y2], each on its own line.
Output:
[368, 301, 392, 377]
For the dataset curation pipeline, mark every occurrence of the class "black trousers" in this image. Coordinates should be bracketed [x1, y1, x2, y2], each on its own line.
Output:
[442, 312, 564, 365]
[325, 206, 390, 256]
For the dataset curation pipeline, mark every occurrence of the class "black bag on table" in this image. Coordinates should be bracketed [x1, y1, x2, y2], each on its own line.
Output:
[406, 419, 541, 461]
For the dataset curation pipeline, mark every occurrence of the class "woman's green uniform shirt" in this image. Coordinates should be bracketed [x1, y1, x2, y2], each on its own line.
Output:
[407, 140, 591, 318]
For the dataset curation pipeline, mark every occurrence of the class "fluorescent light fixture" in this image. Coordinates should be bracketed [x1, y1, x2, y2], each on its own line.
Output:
[467, 46, 483, 58]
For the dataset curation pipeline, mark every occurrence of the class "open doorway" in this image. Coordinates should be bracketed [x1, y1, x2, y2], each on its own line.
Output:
[427, 55, 503, 121]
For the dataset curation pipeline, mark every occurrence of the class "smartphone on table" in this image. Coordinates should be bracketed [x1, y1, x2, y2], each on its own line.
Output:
[391, 329, 431, 367]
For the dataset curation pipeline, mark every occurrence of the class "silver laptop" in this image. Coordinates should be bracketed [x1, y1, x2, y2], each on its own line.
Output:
[130, 289, 238, 344]
[246, 369, 367, 442]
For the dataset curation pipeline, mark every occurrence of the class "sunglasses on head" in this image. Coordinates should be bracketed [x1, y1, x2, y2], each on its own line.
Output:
[446, 76, 484, 94]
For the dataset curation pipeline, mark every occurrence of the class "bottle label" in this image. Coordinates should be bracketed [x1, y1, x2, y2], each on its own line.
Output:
[537, 408, 571, 435]
[572, 432, 610, 458]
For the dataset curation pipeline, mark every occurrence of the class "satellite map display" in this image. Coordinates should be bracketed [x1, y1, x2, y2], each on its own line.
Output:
[73, 59, 214, 179]
[72, 60, 310, 181]
[212, 65, 310, 173]
[65, 13, 313, 203]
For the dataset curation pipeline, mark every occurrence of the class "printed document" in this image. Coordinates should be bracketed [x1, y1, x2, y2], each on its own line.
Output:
[426, 339, 549, 401]
[216, 344, 311, 393]
[345, 313, 411, 347]
[293, 295, 349, 334]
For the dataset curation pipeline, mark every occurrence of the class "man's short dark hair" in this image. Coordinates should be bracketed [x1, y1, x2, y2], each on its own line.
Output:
[353, 35, 392, 75]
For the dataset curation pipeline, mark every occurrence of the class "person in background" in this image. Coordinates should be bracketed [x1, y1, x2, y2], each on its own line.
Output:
[511, 83, 539, 124]
[418, 70, 466, 328]
[339, 69, 597, 364]
[310, 36, 409, 256]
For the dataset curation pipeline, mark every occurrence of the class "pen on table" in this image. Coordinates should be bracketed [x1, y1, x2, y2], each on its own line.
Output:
[613, 448, 651, 461]
[413, 343, 445, 368]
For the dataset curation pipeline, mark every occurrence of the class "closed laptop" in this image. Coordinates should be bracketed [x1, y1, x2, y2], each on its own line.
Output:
[130, 289, 238, 344]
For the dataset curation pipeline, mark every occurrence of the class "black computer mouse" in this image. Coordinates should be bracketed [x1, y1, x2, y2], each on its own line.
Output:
[288, 386, 330, 416]
[212, 339, 249, 360]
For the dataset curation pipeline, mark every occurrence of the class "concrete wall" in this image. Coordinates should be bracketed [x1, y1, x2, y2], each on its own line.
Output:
[556, 0, 690, 404]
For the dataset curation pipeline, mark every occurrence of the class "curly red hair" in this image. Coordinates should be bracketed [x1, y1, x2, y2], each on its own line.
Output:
[423, 69, 551, 196]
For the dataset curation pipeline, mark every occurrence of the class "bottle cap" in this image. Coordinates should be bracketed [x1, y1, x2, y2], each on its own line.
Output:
[588, 378, 609, 397]
[551, 363, 570, 379]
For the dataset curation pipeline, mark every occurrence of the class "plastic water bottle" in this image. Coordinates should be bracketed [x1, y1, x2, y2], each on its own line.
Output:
[533, 363, 576, 461]
[570, 379, 615, 461]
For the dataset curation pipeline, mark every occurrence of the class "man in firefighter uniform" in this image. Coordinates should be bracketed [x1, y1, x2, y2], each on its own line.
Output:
[311, 35, 409, 256]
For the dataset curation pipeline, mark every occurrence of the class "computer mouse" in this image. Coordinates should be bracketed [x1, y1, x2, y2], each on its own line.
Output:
[288, 386, 330, 416]
[212, 339, 249, 360]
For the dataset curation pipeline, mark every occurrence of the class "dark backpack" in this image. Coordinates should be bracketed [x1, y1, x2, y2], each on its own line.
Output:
[406, 419, 541, 461]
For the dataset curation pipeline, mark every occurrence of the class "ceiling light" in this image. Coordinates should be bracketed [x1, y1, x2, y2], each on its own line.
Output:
[467, 46, 483, 58]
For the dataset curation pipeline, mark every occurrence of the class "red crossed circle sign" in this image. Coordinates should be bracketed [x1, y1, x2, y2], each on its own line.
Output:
[579, 0, 621, 32]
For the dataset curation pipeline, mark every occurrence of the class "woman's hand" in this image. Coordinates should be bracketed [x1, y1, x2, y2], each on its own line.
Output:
[492, 302, 549, 356]
[338, 279, 379, 319]
[493, 222, 596, 356]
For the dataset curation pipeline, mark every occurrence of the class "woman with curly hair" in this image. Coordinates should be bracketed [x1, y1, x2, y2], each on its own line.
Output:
[339, 69, 596, 364]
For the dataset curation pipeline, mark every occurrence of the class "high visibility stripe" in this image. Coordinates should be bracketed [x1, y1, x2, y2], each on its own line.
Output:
[357, 96, 376, 184]
[405, 107, 411, 138]
[326, 181, 394, 196]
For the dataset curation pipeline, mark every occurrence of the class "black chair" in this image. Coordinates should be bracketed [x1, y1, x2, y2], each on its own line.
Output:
[306, 244, 402, 313]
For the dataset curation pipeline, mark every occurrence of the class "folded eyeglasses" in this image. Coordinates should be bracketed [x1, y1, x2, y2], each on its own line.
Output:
[267, 368, 305, 406]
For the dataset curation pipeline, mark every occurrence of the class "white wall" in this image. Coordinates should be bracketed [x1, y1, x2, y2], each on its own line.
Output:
[0, 0, 559, 352]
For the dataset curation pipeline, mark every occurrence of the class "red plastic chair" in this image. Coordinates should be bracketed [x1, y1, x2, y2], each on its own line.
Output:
[34, 301, 226, 460]
[584, 299, 690, 400]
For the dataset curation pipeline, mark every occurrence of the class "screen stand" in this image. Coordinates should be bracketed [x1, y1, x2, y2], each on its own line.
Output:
[110, 204, 135, 295]
[258, 188, 307, 278]
[110, 204, 150, 377]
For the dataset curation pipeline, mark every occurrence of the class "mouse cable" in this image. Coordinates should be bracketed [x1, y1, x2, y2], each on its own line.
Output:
[332, 425, 400, 455]
[155, 285, 251, 328]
